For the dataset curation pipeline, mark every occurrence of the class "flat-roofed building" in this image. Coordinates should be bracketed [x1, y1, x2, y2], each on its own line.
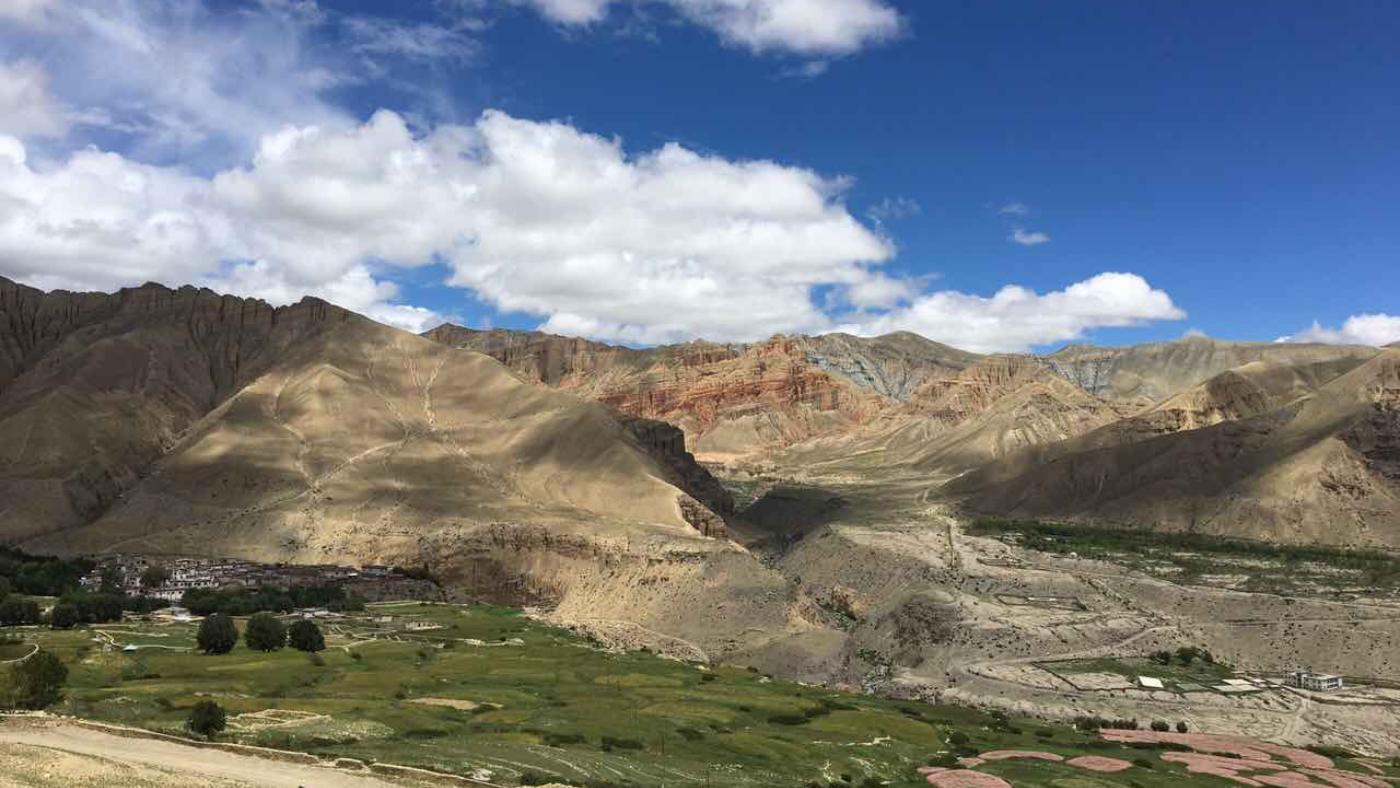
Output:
[1287, 670, 1343, 691]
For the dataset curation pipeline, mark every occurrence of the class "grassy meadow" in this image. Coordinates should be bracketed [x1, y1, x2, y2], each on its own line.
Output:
[4, 600, 1387, 787]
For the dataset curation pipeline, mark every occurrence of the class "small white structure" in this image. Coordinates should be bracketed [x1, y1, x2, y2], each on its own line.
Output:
[1288, 670, 1343, 691]
[1137, 676, 1165, 689]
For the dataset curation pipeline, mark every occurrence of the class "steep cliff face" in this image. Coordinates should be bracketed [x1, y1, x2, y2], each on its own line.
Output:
[0, 277, 354, 540]
[425, 326, 977, 459]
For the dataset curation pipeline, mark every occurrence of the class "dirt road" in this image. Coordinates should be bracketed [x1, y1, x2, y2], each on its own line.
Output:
[0, 719, 413, 787]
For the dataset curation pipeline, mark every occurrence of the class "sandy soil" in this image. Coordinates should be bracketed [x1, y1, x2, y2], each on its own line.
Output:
[0, 719, 427, 787]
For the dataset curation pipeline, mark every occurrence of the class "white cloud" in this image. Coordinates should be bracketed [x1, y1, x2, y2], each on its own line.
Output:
[448, 110, 893, 343]
[0, 0, 52, 23]
[0, 129, 437, 331]
[842, 272, 1186, 354]
[518, 0, 612, 25]
[515, 0, 904, 56]
[0, 109, 1190, 349]
[0, 60, 68, 138]
[998, 202, 1029, 216]
[866, 195, 921, 224]
[1010, 227, 1050, 246]
[0, 109, 897, 340]
[0, 0, 352, 167]
[1286, 314, 1400, 347]
[342, 16, 479, 64]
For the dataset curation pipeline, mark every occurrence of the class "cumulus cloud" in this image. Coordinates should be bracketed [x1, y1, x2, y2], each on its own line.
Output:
[1285, 314, 1400, 347]
[0, 60, 68, 138]
[842, 273, 1185, 354]
[0, 109, 896, 340]
[1010, 227, 1050, 246]
[515, 0, 904, 56]
[0, 0, 352, 167]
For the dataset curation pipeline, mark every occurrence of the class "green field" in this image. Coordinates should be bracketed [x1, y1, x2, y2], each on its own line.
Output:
[1044, 656, 1234, 691]
[966, 518, 1400, 595]
[4, 602, 1392, 787]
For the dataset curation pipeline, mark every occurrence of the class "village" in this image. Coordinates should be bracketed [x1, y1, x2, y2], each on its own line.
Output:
[77, 554, 442, 604]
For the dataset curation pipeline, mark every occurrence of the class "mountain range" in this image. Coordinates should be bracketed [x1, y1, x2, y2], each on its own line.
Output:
[3, 274, 1399, 604]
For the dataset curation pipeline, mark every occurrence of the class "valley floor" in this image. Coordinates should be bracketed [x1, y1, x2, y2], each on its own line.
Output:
[705, 467, 1400, 758]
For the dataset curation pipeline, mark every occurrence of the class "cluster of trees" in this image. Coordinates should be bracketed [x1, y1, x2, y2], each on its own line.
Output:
[1, 591, 163, 630]
[196, 613, 325, 655]
[182, 585, 364, 617]
[0, 598, 41, 626]
[0, 547, 94, 597]
[1150, 646, 1216, 667]
[1, 649, 67, 710]
[1072, 715, 1190, 734]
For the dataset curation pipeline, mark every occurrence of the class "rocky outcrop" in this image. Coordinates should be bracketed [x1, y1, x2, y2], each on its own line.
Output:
[621, 415, 734, 535]
[426, 326, 977, 459]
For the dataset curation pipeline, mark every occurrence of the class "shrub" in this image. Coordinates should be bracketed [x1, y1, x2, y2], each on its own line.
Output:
[1150, 720, 1170, 732]
[287, 619, 325, 652]
[49, 603, 79, 630]
[947, 731, 971, 746]
[187, 699, 226, 739]
[1176, 721, 1189, 733]
[197, 613, 238, 654]
[2, 648, 67, 709]
[600, 736, 643, 751]
[543, 732, 586, 747]
[244, 612, 286, 652]
[1132, 757, 1154, 769]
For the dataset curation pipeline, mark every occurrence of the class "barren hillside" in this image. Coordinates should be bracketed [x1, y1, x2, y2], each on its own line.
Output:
[952, 349, 1400, 547]
[425, 325, 978, 460]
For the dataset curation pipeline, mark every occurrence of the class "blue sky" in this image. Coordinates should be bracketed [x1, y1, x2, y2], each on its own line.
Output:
[1, 0, 1397, 350]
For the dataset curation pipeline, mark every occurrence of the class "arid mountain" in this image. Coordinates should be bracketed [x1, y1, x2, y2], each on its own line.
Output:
[1046, 336, 1378, 402]
[424, 325, 978, 460]
[0, 277, 731, 551]
[424, 323, 1397, 546]
[952, 349, 1400, 547]
[0, 277, 359, 541]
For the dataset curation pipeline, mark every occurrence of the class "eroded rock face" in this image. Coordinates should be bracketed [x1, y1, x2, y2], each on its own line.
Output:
[425, 326, 977, 459]
[0, 277, 355, 540]
[621, 416, 734, 518]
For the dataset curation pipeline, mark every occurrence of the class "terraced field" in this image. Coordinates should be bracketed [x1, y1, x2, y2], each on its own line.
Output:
[7, 602, 1398, 786]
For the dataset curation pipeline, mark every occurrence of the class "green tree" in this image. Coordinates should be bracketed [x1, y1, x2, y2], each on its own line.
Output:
[287, 619, 325, 653]
[244, 612, 286, 652]
[3, 649, 67, 709]
[196, 613, 238, 654]
[0, 576, 10, 604]
[98, 565, 125, 594]
[139, 564, 171, 590]
[187, 699, 227, 739]
[49, 603, 79, 630]
[1176, 721, 1189, 733]
[0, 598, 41, 626]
